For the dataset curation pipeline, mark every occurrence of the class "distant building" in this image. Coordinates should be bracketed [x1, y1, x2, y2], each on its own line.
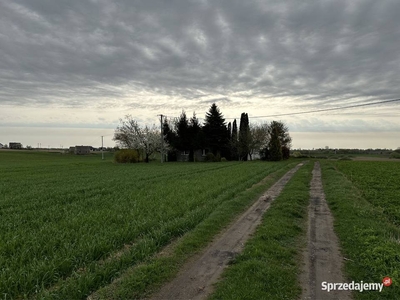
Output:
[0, 143, 3, 148]
[9, 142, 22, 149]
[177, 149, 207, 162]
[72, 145, 91, 155]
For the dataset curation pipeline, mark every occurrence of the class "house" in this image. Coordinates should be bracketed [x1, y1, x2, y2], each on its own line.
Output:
[9, 142, 22, 149]
[0, 143, 3, 149]
[69, 145, 91, 155]
[177, 149, 207, 162]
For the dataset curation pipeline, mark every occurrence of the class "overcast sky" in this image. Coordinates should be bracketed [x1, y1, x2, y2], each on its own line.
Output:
[1, 0, 399, 149]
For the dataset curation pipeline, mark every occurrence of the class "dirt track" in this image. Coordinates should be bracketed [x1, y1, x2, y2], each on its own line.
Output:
[300, 162, 352, 300]
[150, 163, 304, 300]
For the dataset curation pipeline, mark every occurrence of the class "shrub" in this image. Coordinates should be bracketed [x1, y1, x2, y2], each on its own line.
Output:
[389, 152, 400, 159]
[291, 151, 308, 158]
[215, 153, 221, 162]
[221, 157, 227, 162]
[205, 152, 215, 162]
[114, 149, 140, 163]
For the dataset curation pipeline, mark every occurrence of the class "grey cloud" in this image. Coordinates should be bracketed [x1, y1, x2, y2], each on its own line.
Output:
[1, 0, 400, 113]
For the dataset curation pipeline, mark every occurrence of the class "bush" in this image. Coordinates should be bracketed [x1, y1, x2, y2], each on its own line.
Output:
[221, 157, 227, 162]
[389, 152, 400, 159]
[114, 149, 140, 163]
[205, 152, 215, 162]
[291, 151, 308, 158]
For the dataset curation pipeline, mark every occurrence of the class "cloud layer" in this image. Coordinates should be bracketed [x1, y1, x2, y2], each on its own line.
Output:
[1, 0, 399, 130]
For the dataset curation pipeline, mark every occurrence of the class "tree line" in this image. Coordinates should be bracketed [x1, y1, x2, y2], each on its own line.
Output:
[114, 103, 291, 162]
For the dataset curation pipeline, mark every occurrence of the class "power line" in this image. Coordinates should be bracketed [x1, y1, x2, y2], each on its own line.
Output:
[241, 98, 400, 119]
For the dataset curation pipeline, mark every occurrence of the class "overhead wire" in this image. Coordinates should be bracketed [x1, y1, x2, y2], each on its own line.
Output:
[238, 98, 400, 119]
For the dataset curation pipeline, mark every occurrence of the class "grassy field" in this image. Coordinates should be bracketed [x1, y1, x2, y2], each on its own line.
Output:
[2, 151, 400, 299]
[0, 151, 294, 299]
[321, 160, 400, 299]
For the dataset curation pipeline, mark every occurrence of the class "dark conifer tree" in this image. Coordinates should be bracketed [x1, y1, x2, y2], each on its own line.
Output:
[175, 111, 190, 151]
[188, 112, 204, 161]
[203, 103, 229, 157]
[238, 113, 250, 161]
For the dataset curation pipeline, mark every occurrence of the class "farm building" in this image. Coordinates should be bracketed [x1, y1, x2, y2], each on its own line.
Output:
[69, 146, 91, 155]
[9, 142, 22, 149]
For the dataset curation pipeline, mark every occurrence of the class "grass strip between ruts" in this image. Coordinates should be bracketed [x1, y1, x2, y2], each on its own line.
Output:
[87, 162, 300, 300]
[319, 161, 400, 299]
[208, 161, 313, 300]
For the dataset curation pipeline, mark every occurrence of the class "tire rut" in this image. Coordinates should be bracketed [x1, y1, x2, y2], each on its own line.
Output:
[150, 163, 304, 300]
[300, 161, 352, 300]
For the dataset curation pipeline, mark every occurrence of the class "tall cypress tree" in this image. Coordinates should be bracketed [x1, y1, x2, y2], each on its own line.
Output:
[231, 119, 238, 160]
[238, 113, 250, 161]
[227, 121, 232, 160]
[203, 103, 228, 157]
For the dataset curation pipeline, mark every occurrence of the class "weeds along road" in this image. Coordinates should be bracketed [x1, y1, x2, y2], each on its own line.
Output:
[150, 163, 304, 300]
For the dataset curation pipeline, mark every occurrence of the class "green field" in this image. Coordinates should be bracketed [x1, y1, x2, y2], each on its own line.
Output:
[321, 160, 400, 299]
[1, 152, 400, 299]
[0, 151, 294, 299]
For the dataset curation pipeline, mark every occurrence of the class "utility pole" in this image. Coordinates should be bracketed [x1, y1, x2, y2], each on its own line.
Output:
[158, 114, 165, 163]
[101, 136, 104, 160]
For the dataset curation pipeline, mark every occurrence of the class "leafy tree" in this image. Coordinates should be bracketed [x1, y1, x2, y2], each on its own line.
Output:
[268, 121, 292, 150]
[268, 126, 283, 161]
[261, 120, 292, 161]
[203, 103, 229, 157]
[281, 145, 290, 160]
[238, 113, 250, 161]
[113, 115, 164, 163]
[249, 122, 269, 160]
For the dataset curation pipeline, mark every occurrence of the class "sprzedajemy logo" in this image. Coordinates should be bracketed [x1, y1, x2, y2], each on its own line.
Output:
[321, 277, 392, 293]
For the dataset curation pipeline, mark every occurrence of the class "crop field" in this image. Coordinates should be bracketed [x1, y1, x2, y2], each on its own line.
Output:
[332, 160, 400, 226]
[321, 160, 400, 299]
[0, 151, 294, 299]
[2, 151, 400, 299]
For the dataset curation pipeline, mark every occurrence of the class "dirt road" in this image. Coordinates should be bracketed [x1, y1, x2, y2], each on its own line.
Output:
[150, 163, 304, 300]
[300, 162, 352, 300]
